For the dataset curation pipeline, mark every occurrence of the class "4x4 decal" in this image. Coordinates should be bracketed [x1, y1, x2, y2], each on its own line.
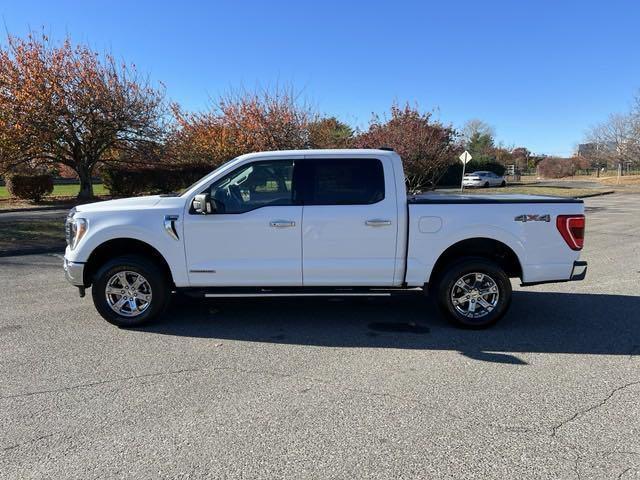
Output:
[514, 214, 550, 222]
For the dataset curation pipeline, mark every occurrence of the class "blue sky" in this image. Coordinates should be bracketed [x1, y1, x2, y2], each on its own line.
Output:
[2, 0, 639, 156]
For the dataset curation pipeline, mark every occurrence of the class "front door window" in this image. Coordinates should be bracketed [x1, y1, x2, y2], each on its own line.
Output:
[206, 160, 294, 213]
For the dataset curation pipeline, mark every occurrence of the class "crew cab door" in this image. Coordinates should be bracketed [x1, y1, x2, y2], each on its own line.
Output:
[300, 156, 398, 286]
[183, 157, 303, 286]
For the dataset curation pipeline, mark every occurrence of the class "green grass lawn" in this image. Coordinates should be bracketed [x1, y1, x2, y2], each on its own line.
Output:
[0, 215, 67, 253]
[0, 183, 108, 198]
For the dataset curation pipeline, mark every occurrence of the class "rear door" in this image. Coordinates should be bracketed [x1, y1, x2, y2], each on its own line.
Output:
[300, 156, 398, 286]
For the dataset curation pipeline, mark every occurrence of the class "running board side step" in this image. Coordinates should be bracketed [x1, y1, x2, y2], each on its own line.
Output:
[179, 286, 424, 299]
[204, 292, 392, 298]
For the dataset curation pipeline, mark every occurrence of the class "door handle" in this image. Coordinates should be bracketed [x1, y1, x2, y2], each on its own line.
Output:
[365, 219, 392, 227]
[270, 220, 296, 228]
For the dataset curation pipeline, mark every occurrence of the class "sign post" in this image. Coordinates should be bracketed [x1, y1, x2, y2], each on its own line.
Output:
[459, 150, 472, 192]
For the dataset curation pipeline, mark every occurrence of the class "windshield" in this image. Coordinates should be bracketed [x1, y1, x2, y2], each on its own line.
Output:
[179, 156, 239, 196]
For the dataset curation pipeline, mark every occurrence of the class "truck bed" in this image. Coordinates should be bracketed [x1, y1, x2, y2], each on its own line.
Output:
[404, 192, 585, 286]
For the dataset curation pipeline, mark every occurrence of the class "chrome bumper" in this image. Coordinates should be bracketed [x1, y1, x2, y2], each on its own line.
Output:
[64, 257, 85, 286]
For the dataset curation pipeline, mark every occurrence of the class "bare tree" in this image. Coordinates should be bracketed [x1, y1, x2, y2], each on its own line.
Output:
[584, 91, 640, 169]
[630, 92, 640, 157]
[586, 114, 639, 168]
[461, 119, 495, 148]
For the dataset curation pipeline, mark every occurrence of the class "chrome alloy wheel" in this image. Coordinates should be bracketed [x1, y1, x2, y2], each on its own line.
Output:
[105, 271, 153, 317]
[450, 272, 499, 319]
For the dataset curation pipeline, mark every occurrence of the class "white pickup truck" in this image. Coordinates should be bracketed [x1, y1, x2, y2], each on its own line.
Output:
[64, 149, 586, 328]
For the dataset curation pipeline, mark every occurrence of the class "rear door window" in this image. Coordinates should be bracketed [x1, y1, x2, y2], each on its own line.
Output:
[302, 158, 385, 205]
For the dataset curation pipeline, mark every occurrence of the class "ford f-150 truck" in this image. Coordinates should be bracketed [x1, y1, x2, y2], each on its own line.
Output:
[63, 149, 586, 328]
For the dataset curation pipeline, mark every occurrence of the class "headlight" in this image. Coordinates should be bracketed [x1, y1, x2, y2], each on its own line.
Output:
[65, 216, 88, 250]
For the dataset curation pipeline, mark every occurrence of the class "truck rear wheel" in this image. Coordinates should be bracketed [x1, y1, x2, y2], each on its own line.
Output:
[91, 255, 170, 327]
[435, 257, 512, 328]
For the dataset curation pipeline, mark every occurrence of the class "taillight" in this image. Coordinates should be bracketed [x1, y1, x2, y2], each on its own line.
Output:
[556, 215, 585, 250]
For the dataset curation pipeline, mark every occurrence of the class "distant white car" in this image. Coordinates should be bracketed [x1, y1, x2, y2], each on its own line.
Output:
[463, 171, 507, 188]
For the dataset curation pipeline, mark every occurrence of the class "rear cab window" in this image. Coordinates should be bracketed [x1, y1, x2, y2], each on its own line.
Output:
[301, 158, 385, 205]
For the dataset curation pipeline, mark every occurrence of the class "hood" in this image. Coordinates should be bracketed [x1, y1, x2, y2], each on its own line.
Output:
[74, 195, 164, 213]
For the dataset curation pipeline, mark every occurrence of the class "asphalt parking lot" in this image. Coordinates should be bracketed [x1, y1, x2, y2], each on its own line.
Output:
[1, 193, 639, 479]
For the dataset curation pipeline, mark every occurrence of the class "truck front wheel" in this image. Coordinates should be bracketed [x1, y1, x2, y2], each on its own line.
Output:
[435, 257, 512, 328]
[91, 255, 170, 327]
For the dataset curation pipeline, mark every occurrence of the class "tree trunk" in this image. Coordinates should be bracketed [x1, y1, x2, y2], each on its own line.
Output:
[76, 163, 94, 200]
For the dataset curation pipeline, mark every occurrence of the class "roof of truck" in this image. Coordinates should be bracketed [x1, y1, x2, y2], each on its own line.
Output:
[236, 149, 399, 159]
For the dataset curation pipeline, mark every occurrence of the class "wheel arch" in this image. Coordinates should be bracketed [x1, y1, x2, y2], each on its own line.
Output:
[428, 237, 523, 287]
[83, 238, 175, 287]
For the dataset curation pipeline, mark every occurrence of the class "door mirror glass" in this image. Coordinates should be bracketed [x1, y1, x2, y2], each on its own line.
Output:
[193, 193, 215, 214]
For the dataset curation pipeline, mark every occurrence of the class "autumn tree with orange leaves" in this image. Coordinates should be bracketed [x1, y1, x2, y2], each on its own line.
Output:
[308, 117, 354, 149]
[169, 89, 313, 168]
[354, 104, 458, 192]
[0, 34, 166, 198]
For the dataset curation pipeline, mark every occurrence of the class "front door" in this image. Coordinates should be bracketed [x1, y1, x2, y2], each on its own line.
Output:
[183, 158, 303, 286]
[301, 157, 398, 286]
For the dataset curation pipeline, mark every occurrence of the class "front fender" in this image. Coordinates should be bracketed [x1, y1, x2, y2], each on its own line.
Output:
[66, 210, 189, 287]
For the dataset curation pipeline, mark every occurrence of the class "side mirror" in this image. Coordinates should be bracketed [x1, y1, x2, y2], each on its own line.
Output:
[193, 193, 215, 214]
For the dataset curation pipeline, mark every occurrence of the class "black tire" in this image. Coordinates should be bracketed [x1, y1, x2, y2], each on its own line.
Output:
[484, 181, 490, 188]
[435, 257, 512, 329]
[91, 255, 170, 327]
[501, 180, 506, 187]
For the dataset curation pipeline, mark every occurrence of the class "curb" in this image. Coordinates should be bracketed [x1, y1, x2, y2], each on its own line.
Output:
[0, 206, 72, 214]
[574, 190, 616, 199]
[0, 246, 65, 258]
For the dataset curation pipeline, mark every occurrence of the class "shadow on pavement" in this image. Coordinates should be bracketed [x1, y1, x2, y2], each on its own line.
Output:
[141, 291, 640, 364]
